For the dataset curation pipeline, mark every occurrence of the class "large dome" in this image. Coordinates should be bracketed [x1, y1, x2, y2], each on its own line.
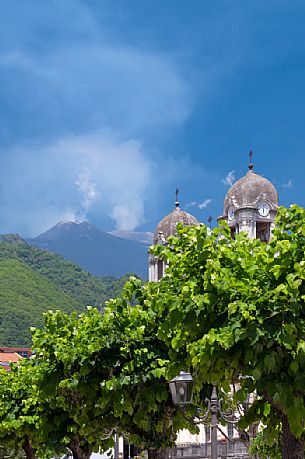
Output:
[224, 169, 278, 214]
[154, 206, 199, 244]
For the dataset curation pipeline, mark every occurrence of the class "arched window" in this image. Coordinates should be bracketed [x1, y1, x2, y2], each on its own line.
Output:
[230, 224, 239, 239]
[157, 259, 164, 280]
[256, 222, 270, 243]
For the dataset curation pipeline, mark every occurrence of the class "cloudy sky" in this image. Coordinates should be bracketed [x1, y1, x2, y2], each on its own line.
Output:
[0, 0, 304, 236]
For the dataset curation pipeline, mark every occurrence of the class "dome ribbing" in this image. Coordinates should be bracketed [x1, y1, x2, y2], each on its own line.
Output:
[153, 207, 199, 244]
[224, 170, 278, 214]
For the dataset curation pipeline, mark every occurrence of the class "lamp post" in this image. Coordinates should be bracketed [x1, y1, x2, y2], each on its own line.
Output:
[100, 427, 120, 459]
[169, 372, 238, 459]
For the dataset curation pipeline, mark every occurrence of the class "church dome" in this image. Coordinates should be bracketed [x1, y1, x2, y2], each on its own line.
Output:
[154, 191, 199, 244]
[224, 169, 278, 214]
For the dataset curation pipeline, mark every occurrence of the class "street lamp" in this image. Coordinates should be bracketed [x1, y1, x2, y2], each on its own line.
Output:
[100, 427, 120, 459]
[169, 371, 194, 405]
[169, 372, 238, 459]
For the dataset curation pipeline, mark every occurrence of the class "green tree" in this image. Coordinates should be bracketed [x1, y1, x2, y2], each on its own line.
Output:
[7, 205, 305, 457]
[0, 365, 42, 459]
[31, 305, 193, 459]
[123, 205, 305, 458]
[0, 304, 192, 459]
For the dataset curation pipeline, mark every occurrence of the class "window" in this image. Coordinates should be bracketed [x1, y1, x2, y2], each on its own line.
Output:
[18, 351, 29, 358]
[256, 222, 270, 243]
[230, 224, 239, 239]
[230, 226, 236, 239]
[157, 259, 164, 280]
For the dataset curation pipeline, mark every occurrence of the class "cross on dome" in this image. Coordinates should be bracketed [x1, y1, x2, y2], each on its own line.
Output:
[175, 188, 180, 208]
[249, 149, 254, 170]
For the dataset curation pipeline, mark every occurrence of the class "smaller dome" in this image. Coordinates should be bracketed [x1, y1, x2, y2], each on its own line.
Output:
[224, 170, 278, 214]
[154, 207, 199, 244]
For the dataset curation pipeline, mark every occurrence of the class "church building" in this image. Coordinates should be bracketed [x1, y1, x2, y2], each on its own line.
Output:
[148, 189, 199, 282]
[219, 159, 278, 242]
[148, 158, 279, 454]
[149, 157, 278, 282]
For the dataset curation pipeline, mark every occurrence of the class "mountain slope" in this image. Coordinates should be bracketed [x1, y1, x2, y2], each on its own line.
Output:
[0, 257, 84, 347]
[0, 239, 133, 346]
[109, 229, 153, 245]
[29, 222, 148, 278]
[0, 238, 129, 308]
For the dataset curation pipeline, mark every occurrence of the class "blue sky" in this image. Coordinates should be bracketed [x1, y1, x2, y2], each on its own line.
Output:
[0, 0, 303, 236]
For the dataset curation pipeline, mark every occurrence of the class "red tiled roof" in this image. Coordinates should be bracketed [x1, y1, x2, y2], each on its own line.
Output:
[0, 352, 22, 363]
[0, 348, 32, 358]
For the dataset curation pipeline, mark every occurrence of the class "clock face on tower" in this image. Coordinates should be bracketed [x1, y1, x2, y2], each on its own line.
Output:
[258, 202, 270, 217]
[228, 207, 235, 221]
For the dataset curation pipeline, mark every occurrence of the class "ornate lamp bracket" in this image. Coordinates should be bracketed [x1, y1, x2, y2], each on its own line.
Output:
[192, 386, 239, 426]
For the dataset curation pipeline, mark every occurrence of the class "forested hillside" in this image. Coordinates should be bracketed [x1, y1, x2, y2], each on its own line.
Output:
[0, 237, 133, 346]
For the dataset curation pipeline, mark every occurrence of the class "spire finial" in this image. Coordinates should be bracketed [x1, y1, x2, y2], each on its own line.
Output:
[208, 215, 212, 229]
[175, 188, 180, 208]
[249, 149, 254, 170]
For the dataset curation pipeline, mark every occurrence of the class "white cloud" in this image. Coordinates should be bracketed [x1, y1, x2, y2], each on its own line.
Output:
[0, 43, 194, 141]
[0, 4, 196, 238]
[198, 199, 212, 209]
[282, 179, 293, 189]
[0, 132, 152, 236]
[0, 0, 240, 238]
[188, 199, 212, 209]
[111, 200, 144, 231]
[222, 170, 235, 186]
[0, 0, 198, 163]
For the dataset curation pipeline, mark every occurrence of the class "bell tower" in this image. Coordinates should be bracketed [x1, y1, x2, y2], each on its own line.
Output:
[149, 190, 199, 281]
[219, 152, 279, 242]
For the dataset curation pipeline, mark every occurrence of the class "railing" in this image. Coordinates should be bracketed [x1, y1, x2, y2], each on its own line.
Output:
[169, 442, 250, 459]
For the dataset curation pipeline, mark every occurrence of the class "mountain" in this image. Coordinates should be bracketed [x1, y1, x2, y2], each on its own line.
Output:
[0, 238, 132, 346]
[28, 222, 149, 278]
[0, 256, 82, 347]
[109, 229, 153, 245]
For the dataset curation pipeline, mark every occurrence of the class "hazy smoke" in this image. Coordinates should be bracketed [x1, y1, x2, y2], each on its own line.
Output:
[0, 133, 152, 236]
[75, 171, 100, 216]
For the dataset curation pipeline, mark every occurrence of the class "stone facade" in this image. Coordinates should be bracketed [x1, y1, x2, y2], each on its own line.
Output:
[219, 168, 278, 242]
[149, 168, 279, 453]
[149, 205, 199, 282]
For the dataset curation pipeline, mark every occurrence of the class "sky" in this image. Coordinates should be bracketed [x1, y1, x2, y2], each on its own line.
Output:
[0, 0, 304, 237]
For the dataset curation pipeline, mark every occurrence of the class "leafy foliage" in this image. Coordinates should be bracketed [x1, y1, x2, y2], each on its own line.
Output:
[0, 303, 192, 459]
[135, 205, 305, 453]
[3, 205, 305, 457]
[249, 429, 282, 458]
[0, 364, 42, 457]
